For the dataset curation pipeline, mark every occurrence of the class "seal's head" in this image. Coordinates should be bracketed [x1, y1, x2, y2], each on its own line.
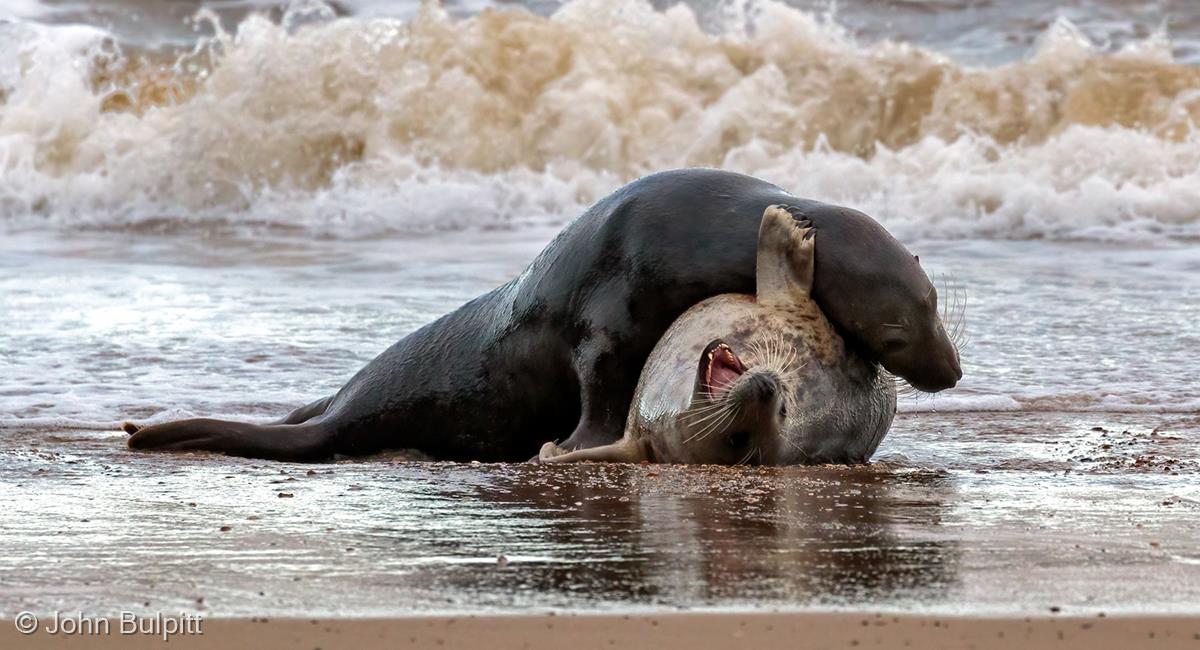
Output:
[538, 336, 791, 466]
[866, 259, 963, 393]
[799, 205, 963, 392]
[672, 338, 787, 465]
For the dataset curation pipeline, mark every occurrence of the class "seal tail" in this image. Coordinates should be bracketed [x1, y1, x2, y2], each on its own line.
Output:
[125, 418, 334, 462]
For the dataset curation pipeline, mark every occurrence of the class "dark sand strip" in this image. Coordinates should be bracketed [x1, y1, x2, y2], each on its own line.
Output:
[5, 613, 1200, 649]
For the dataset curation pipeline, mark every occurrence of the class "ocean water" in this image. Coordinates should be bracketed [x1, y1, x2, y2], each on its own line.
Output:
[1, 0, 1199, 617]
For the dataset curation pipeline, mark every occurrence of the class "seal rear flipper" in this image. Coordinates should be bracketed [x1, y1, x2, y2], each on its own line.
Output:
[538, 437, 648, 464]
[126, 418, 334, 462]
[272, 395, 334, 425]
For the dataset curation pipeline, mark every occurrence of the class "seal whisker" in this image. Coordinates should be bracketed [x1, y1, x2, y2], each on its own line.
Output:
[935, 272, 969, 367]
[748, 332, 803, 386]
[683, 405, 732, 428]
[681, 401, 739, 437]
[683, 417, 722, 444]
[703, 377, 737, 392]
[736, 445, 757, 466]
[956, 285, 969, 347]
[951, 274, 964, 331]
[684, 402, 739, 444]
[696, 405, 741, 444]
[945, 274, 969, 354]
[781, 435, 810, 463]
[681, 399, 728, 416]
[681, 403, 727, 421]
[681, 412, 725, 430]
[682, 402, 736, 429]
[684, 397, 731, 413]
[689, 411, 732, 445]
[882, 368, 922, 400]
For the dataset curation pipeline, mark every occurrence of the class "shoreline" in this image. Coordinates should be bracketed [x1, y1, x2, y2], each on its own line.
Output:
[4, 612, 1199, 649]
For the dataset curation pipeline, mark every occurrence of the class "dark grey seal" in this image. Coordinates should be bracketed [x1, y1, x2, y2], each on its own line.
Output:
[125, 169, 959, 462]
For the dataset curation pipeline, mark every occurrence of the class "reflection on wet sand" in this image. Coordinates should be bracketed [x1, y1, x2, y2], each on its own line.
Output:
[2, 415, 1199, 618]
[415, 463, 960, 609]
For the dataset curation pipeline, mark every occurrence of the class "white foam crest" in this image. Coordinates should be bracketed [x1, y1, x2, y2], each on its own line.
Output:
[1, 0, 1199, 239]
[0, 0, 48, 21]
[0, 416, 129, 433]
[749, 126, 1200, 243]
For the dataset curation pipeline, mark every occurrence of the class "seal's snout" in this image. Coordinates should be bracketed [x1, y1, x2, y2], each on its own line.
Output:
[877, 313, 964, 393]
[719, 370, 785, 465]
[898, 348, 961, 392]
[725, 370, 784, 424]
[743, 372, 780, 403]
[930, 333, 964, 390]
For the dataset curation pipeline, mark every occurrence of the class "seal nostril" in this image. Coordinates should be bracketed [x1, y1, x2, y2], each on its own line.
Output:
[750, 374, 779, 402]
[946, 351, 963, 381]
[728, 430, 750, 449]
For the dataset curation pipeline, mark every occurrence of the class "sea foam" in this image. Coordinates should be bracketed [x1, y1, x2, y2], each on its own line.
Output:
[1, 0, 1199, 240]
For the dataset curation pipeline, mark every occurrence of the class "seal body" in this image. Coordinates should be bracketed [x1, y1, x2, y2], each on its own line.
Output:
[126, 169, 954, 462]
[540, 208, 896, 465]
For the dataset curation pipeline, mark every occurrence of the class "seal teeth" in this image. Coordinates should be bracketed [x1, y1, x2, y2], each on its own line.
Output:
[705, 343, 747, 398]
[720, 344, 745, 373]
[706, 350, 713, 388]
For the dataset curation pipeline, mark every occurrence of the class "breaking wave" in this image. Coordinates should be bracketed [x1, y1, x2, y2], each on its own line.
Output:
[2, 0, 1200, 240]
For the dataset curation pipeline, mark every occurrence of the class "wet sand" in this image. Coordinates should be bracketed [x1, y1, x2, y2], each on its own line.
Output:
[3, 613, 1200, 649]
[3, 413, 1199, 637]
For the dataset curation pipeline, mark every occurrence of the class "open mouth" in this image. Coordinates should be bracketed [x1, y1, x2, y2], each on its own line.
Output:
[700, 340, 747, 399]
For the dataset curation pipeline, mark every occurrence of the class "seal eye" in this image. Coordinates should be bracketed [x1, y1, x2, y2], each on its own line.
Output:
[879, 326, 908, 355]
[727, 430, 750, 449]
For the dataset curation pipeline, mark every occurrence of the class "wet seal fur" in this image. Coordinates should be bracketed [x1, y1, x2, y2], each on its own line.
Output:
[124, 169, 959, 462]
[539, 207, 895, 465]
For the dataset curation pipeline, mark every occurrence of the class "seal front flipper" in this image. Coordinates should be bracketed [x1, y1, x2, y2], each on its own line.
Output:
[553, 331, 636, 452]
[757, 205, 815, 307]
[537, 438, 649, 464]
[125, 418, 333, 461]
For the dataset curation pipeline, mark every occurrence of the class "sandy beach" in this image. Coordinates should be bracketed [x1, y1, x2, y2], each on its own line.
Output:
[3, 411, 1199, 648]
[4, 613, 1200, 649]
